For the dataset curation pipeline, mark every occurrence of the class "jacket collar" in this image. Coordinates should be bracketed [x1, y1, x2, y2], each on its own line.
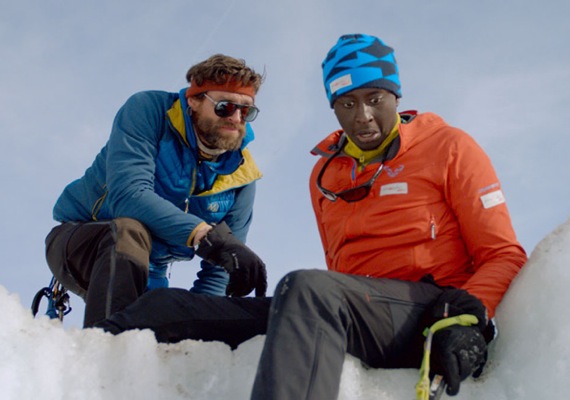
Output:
[310, 111, 417, 161]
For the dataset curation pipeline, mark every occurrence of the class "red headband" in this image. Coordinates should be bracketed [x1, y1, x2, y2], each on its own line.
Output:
[185, 78, 256, 99]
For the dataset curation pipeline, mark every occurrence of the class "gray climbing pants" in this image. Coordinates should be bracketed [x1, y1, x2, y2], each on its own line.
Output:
[250, 269, 443, 400]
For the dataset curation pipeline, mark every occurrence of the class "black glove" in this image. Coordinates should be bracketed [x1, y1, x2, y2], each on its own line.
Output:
[431, 325, 487, 396]
[429, 288, 488, 333]
[196, 222, 267, 297]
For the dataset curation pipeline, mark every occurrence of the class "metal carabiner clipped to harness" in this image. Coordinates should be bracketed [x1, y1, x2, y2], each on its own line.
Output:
[31, 276, 72, 321]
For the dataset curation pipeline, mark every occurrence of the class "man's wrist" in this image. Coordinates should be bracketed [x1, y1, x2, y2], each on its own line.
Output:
[192, 223, 214, 248]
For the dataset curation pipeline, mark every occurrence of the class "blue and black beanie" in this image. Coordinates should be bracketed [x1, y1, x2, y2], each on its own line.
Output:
[322, 34, 402, 107]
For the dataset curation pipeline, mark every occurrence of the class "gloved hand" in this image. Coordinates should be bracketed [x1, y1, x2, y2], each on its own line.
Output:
[431, 325, 487, 396]
[196, 221, 267, 297]
[429, 288, 488, 333]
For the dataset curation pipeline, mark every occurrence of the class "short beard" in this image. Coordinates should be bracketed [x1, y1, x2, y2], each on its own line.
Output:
[192, 110, 246, 151]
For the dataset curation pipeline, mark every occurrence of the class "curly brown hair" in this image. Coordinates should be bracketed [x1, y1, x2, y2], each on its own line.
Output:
[186, 54, 264, 94]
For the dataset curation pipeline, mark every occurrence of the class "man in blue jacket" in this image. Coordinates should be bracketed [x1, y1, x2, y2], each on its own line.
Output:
[45, 54, 268, 328]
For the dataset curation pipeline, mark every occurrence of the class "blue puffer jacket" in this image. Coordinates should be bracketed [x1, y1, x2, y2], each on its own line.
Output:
[53, 89, 262, 295]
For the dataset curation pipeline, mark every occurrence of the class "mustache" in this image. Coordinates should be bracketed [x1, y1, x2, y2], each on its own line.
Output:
[217, 121, 240, 130]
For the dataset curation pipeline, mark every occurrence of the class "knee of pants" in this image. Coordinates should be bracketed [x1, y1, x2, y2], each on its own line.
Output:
[273, 269, 340, 315]
[113, 218, 152, 267]
[45, 223, 88, 298]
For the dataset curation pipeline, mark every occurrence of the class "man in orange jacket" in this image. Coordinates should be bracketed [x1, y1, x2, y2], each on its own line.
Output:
[96, 34, 527, 400]
[249, 34, 527, 399]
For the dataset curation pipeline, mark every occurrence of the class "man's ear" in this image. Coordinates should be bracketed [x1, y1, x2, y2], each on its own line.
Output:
[186, 96, 200, 110]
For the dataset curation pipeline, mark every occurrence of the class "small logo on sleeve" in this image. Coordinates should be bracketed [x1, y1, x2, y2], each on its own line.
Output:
[480, 190, 505, 209]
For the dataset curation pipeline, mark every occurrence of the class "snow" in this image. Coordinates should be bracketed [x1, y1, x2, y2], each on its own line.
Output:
[1, 219, 569, 400]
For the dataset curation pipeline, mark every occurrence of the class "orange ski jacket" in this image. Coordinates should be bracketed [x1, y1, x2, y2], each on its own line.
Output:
[309, 111, 527, 317]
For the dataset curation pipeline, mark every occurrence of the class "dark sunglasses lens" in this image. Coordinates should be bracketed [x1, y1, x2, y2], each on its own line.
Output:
[242, 106, 258, 122]
[339, 186, 371, 202]
[214, 101, 236, 118]
[214, 102, 258, 122]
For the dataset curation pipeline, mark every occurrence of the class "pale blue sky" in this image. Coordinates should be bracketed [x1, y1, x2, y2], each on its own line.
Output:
[1, 0, 568, 327]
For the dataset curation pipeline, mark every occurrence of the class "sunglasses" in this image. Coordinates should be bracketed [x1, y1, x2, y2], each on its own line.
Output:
[203, 93, 260, 122]
[316, 145, 384, 202]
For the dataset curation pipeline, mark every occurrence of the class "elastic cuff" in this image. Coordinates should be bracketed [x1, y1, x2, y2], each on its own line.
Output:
[187, 221, 210, 247]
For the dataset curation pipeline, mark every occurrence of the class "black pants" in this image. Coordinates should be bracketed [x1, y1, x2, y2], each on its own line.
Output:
[250, 269, 443, 400]
[45, 218, 152, 327]
[94, 269, 441, 399]
[95, 288, 272, 349]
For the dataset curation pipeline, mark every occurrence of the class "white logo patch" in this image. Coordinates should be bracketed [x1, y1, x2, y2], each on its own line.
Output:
[207, 203, 220, 213]
[480, 190, 505, 209]
[380, 182, 408, 196]
[329, 74, 353, 94]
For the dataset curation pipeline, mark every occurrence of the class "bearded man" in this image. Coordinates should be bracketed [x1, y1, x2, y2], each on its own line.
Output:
[45, 54, 267, 328]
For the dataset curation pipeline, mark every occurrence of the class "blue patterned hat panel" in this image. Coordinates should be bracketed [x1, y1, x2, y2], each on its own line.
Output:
[322, 34, 402, 107]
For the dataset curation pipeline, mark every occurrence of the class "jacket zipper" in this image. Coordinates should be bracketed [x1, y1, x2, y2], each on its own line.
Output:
[185, 168, 197, 213]
[430, 216, 437, 240]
